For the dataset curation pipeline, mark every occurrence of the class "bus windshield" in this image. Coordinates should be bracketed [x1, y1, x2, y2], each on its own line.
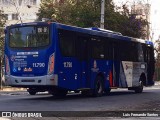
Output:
[9, 26, 49, 48]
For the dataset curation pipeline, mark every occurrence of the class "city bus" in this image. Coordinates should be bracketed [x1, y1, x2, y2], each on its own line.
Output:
[4, 22, 155, 97]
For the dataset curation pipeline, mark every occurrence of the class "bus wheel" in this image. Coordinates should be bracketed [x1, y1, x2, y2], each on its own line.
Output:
[81, 90, 91, 96]
[93, 76, 104, 97]
[27, 88, 37, 95]
[28, 91, 36, 95]
[135, 81, 143, 93]
[104, 88, 111, 95]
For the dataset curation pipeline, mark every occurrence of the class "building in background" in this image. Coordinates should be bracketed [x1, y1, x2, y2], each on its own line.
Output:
[114, 0, 160, 42]
[114, 0, 151, 40]
[131, 1, 151, 40]
[0, 0, 41, 26]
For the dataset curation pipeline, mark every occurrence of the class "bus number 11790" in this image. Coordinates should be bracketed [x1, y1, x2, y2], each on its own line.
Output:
[33, 63, 45, 67]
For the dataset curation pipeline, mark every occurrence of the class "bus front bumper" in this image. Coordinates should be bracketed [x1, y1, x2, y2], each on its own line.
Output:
[5, 74, 58, 87]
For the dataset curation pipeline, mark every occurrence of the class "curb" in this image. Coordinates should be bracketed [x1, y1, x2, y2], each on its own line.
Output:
[154, 81, 160, 86]
[1, 81, 160, 91]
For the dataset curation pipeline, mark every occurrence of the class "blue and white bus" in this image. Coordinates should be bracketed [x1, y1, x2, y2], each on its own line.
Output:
[4, 22, 155, 96]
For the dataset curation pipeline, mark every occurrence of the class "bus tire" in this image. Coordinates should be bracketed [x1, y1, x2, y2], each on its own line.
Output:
[92, 76, 104, 97]
[81, 90, 91, 96]
[28, 91, 36, 95]
[104, 88, 111, 95]
[135, 81, 143, 93]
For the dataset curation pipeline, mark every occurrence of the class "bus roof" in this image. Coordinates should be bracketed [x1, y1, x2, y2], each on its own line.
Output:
[7, 22, 153, 46]
[85, 27, 122, 35]
[55, 22, 153, 45]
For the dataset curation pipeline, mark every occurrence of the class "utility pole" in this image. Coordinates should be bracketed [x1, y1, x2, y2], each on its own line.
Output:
[145, 3, 150, 40]
[100, 0, 105, 29]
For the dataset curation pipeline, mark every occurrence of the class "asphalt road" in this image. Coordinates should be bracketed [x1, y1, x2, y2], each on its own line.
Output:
[0, 85, 160, 120]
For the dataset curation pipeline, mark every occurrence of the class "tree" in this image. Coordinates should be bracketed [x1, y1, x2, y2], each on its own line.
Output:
[0, 10, 5, 50]
[0, 10, 5, 89]
[37, 0, 57, 20]
[37, 0, 148, 39]
[0, 9, 5, 63]
[155, 40, 160, 81]
[57, 0, 101, 27]
[114, 3, 148, 39]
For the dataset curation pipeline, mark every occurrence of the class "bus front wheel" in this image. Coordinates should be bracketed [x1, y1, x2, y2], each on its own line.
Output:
[28, 91, 36, 95]
[27, 88, 37, 95]
[93, 76, 104, 97]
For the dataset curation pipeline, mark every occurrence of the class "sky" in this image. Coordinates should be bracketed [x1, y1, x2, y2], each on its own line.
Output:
[113, 0, 160, 42]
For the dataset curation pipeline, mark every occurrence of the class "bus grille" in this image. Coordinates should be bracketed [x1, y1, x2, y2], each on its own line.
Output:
[21, 80, 35, 82]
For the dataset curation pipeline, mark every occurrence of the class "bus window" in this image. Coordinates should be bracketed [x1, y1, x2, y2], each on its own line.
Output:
[105, 38, 113, 60]
[114, 41, 120, 61]
[9, 26, 49, 48]
[142, 44, 147, 62]
[76, 36, 89, 61]
[118, 41, 139, 62]
[91, 38, 105, 59]
[137, 43, 144, 62]
[59, 29, 75, 57]
[9, 28, 24, 47]
[130, 42, 138, 62]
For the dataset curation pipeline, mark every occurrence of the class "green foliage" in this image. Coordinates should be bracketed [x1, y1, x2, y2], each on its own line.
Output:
[110, 4, 148, 39]
[37, 0, 148, 39]
[0, 10, 6, 53]
[155, 40, 160, 81]
[37, 0, 57, 20]
[57, 0, 101, 27]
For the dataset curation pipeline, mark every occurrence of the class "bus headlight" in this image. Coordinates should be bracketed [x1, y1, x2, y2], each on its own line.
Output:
[48, 53, 54, 75]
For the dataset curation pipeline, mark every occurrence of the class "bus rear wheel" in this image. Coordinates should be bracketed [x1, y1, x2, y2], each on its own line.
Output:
[104, 88, 111, 95]
[81, 90, 91, 96]
[92, 76, 104, 97]
[135, 81, 143, 93]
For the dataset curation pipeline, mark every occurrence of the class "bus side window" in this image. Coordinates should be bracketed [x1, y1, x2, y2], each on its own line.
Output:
[91, 38, 105, 59]
[118, 41, 126, 61]
[118, 41, 139, 62]
[137, 43, 144, 62]
[105, 39, 113, 60]
[76, 36, 88, 61]
[59, 29, 75, 57]
[127, 42, 138, 62]
[114, 41, 120, 61]
[131, 42, 138, 62]
[142, 44, 147, 62]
